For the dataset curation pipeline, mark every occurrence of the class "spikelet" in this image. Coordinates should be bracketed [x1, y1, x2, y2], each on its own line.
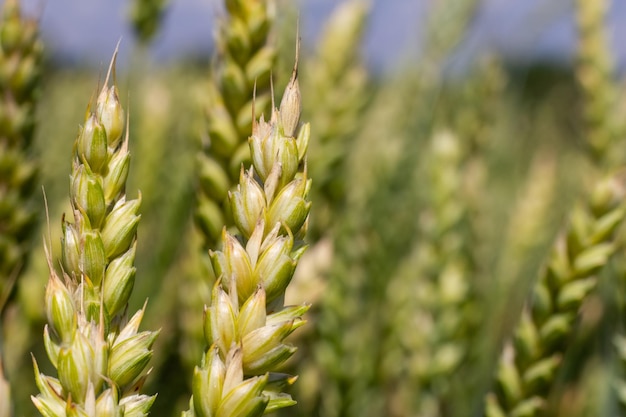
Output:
[185, 45, 312, 417]
[31, 50, 159, 416]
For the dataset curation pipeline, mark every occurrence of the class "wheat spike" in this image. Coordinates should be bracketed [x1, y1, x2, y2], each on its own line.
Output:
[186, 44, 312, 417]
[0, 0, 43, 313]
[31, 50, 159, 416]
[196, 0, 277, 250]
[485, 171, 626, 417]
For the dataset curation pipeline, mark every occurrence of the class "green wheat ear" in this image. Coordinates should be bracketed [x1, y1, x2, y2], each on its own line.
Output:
[185, 42, 312, 417]
[574, 0, 626, 411]
[0, 0, 43, 312]
[384, 130, 479, 417]
[575, 0, 620, 166]
[195, 0, 277, 251]
[31, 49, 158, 416]
[181, 0, 278, 375]
[0, 1, 42, 412]
[485, 170, 626, 417]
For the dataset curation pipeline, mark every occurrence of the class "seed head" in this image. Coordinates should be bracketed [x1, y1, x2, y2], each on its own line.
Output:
[100, 196, 141, 259]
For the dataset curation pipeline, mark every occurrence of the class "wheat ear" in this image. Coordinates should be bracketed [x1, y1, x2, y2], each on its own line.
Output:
[575, 0, 619, 166]
[0, 1, 42, 413]
[382, 130, 477, 417]
[196, 0, 277, 250]
[183, 0, 277, 375]
[0, 0, 43, 312]
[485, 171, 626, 417]
[185, 43, 311, 417]
[574, 0, 626, 410]
[31, 51, 159, 417]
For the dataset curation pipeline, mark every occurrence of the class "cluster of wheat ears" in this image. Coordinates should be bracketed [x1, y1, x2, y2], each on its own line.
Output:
[2, 0, 626, 417]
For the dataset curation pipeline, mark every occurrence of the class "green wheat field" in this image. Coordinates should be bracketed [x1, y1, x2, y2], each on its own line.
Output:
[2, 0, 626, 416]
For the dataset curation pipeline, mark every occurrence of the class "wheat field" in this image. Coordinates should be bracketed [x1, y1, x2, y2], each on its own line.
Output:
[2, 1, 626, 417]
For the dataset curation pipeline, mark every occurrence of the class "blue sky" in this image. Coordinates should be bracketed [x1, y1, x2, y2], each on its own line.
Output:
[9, 0, 626, 73]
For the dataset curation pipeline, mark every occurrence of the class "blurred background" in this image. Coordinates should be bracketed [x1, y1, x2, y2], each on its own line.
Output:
[12, 0, 626, 72]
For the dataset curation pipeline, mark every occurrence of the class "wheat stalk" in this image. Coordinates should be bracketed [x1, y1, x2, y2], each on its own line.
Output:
[31, 50, 159, 416]
[184, 43, 311, 417]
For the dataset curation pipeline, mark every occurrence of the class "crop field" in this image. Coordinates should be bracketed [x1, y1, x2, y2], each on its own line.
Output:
[2, 1, 626, 417]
